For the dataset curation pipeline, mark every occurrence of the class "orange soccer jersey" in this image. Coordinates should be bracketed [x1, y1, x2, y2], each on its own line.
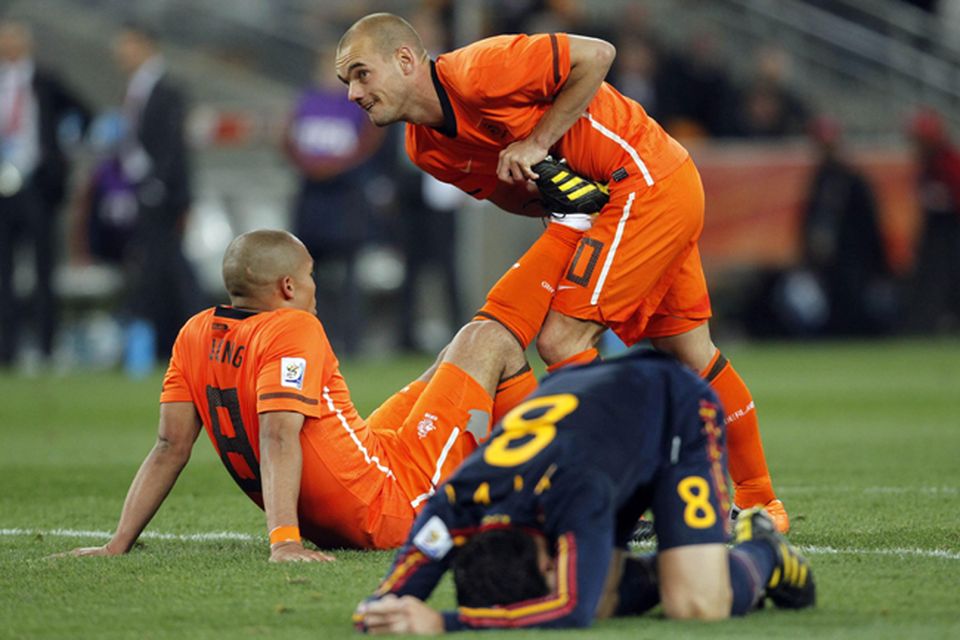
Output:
[160, 306, 487, 549]
[406, 33, 712, 343]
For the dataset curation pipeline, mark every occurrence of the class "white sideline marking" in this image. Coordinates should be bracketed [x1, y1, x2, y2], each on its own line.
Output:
[6, 527, 959, 561]
[0, 528, 260, 543]
[781, 485, 958, 495]
[627, 538, 959, 561]
[801, 545, 960, 561]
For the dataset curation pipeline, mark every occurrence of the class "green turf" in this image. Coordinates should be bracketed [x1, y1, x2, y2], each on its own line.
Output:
[2, 341, 959, 639]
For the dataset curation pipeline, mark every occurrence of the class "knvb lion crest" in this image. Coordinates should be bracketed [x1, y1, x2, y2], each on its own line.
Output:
[478, 118, 509, 141]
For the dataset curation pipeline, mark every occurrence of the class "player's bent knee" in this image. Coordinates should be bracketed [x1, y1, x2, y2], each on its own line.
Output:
[451, 320, 523, 362]
[661, 589, 732, 621]
[536, 314, 600, 366]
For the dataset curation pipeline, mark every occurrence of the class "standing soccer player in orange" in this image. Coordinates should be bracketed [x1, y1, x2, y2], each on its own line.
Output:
[336, 14, 789, 531]
[59, 227, 582, 561]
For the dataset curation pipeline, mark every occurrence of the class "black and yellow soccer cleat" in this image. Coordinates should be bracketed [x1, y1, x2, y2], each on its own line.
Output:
[734, 507, 816, 609]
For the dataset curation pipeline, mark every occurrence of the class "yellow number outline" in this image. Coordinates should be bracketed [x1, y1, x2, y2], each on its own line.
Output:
[483, 394, 578, 468]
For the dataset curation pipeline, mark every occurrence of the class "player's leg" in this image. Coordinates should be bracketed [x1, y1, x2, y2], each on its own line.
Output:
[650, 389, 735, 619]
[541, 158, 707, 367]
[474, 221, 584, 350]
[649, 321, 788, 533]
[537, 310, 605, 372]
[389, 320, 527, 508]
[366, 349, 447, 432]
[658, 544, 732, 619]
[474, 219, 585, 421]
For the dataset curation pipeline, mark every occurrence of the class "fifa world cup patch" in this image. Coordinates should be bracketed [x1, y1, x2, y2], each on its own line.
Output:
[281, 357, 306, 390]
[413, 515, 453, 560]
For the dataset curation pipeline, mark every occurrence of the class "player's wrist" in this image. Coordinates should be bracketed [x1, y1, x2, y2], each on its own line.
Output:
[269, 525, 302, 549]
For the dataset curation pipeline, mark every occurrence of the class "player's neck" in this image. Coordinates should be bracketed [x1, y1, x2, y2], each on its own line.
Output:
[228, 296, 276, 313]
[407, 70, 444, 127]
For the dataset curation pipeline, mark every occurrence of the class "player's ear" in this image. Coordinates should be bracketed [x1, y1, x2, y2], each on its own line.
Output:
[396, 45, 416, 75]
[279, 274, 296, 301]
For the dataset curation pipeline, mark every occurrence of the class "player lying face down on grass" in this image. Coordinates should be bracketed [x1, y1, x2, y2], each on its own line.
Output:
[54, 221, 588, 561]
[354, 351, 815, 633]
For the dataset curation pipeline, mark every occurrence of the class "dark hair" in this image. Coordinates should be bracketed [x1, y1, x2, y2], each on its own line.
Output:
[452, 528, 550, 608]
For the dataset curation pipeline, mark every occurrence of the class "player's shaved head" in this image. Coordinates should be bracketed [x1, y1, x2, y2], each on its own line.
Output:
[222, 229, 309, 300]
[338, 12, 426, 61]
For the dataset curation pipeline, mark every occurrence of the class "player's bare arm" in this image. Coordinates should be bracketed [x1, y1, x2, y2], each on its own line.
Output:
[54, 402, 202, 558]
[259, 411, 335, 563]
[496, 35, 616, 184]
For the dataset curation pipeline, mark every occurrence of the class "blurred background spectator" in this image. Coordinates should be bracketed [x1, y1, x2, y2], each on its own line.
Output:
[0, 0, 957, 373]
[736, 46, 810, 138]
[112, 22, 205, 376]
[904, 108, 960, 333]
[0, 19, 90, 370]
[799, 116, 894, 335]
[281, 42, 385, 356]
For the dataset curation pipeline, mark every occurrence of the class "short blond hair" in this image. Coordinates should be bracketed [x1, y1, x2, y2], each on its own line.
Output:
[338, 12, 427, 61]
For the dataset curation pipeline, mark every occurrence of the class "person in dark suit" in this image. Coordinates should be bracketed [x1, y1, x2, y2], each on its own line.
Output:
[112, 22, 204, 374]
[0, 20, 91, 367]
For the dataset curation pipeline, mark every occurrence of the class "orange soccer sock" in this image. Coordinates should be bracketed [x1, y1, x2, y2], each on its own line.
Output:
[545, 347, 600, 373]
[492, 365, 538, 425]
[474, 223, 583, 348]
[395, 362, 493, 506]
[700, 351, 776, 508]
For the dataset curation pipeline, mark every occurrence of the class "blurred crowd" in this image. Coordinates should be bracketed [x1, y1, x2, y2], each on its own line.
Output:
[1, 0, 958, 374]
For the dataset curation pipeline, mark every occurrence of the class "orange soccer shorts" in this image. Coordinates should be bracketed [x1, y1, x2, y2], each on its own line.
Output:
[551, 157, 713, 345]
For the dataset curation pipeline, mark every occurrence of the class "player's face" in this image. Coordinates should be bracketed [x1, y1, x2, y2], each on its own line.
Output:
[291, 256, 317, 316]
[336, 39, 408, 126]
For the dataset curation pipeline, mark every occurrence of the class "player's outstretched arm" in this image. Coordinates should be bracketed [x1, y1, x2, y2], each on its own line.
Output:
[259, 411, 335, 563]
[496, 35, 616, 184]
[55, 402, 203, 558]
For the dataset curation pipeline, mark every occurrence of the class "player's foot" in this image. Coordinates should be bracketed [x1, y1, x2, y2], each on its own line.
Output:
[629, 516, 655, 543]
[734, 507, 815, 609]
[763, 499, 790, 534]
[732, 499, 790, 534]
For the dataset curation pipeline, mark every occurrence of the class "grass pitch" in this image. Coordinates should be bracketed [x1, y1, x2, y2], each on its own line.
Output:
[2, 340, 959, 639]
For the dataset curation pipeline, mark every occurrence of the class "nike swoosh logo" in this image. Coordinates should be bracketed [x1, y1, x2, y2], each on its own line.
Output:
[558, 285, 578, 290]
[460, 158, 473, 173]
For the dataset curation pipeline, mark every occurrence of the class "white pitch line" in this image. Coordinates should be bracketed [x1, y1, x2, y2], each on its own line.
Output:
[801, 545, 960, 561]
[0, 528, 260, 543]
[6, 528, 960, 561]
[779, 485, 958, 495]
[628, 538, 960, 561]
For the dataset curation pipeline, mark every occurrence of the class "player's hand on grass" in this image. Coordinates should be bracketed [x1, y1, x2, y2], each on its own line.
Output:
[268, 541, 335, 563]
[354, 594, 444, 635]
[497, 138, 549, 184]
[49, 543, 124, 559]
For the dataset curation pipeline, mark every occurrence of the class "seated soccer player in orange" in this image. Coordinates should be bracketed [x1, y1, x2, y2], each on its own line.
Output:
[59, 225, 580, 562]
[336, 13, 789, 531]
